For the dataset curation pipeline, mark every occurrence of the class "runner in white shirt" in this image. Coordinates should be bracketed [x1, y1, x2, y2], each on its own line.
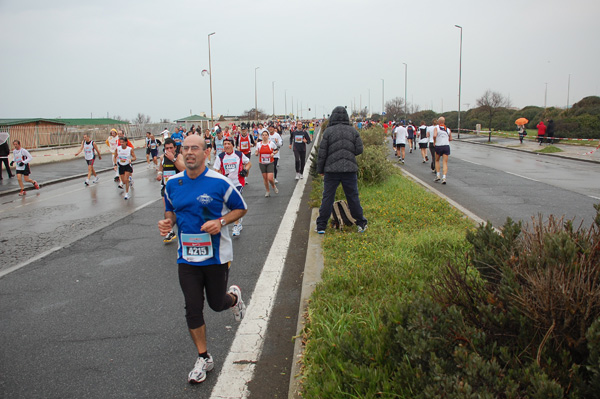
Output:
[106, 129, 120, 181]
[114, 137, 137, 199]
[213, 138, 251, 236]
[417, 122, 429, 163]
[267, 124, 283, 183]
[427, 119, 437, 173]
[433, 117, 452, 185]
[394, 124, 408, 164]
[11, 140, 40, 196]
[74, 134, 102, 186]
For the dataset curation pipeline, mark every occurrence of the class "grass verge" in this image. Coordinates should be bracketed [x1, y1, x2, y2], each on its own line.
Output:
[535, 145, 564, 154]
[301, 172, 474, 398]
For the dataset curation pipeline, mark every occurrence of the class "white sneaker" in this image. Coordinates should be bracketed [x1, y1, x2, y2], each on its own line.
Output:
[118, 182, 124, 189]
[274, 178, 279, 184]
[295, 173, 300, 180]
[84, 179, 89, 186]
[93, 177, 99, 184]
[300, 174, 304, 179]
[273, 186, 279, 194]
[188, 354, 214, 384]
[129, 177, 133, 187]
[228, 285, 246, 322]
[265, 192, 270, 197]
[232, 224, 240, 236]
[124, 193, 130, 200]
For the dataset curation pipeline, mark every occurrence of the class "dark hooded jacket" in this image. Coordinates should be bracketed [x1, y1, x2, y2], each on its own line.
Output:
[317, 106, 363, 174]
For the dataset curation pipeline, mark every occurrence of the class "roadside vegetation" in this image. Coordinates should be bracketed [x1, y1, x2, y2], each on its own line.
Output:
[301, 125, 600, 398]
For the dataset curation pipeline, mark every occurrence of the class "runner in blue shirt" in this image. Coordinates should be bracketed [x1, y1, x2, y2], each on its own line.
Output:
[158, 134, 248, 384]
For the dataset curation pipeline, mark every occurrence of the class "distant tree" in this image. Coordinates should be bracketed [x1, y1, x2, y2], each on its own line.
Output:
[384, 97, 405, 122]
[240, 108, 269, 120]
[159, 118, 171, 123]
[475, 90, 512, 142]
[111, 115, 129, 123]
[133, 113, 151, 125]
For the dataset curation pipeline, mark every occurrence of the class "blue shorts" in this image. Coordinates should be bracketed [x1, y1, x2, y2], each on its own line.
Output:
[435, 145, 450, 156]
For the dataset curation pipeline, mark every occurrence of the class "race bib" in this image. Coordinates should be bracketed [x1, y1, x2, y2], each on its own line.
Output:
[261, 154, 271, 164]
[163, 170, 176, 182]
[150, 143, 157, 150]
[295, 135, 303, 143]
[224, 161, 237, 173]
[181, 233, 213, 263]
[118, 156, 129, 165]
[240, 141, 249, 150]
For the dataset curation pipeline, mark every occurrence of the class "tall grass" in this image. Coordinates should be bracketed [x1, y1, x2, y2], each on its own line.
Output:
[301, 173, 474, 398]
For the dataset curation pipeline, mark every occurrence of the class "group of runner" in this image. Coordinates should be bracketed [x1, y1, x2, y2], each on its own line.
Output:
[391, 117, 452, 184]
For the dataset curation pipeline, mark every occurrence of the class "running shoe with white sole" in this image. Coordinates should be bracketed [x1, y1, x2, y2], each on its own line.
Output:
[93, 177, 100, 184]
[124, 193, 130, 200]
[357, 224, 368, 233]
[33, 181, 39, 190]
[232, 225, 240, 237]
[188, 354, 214, 384]
[18, 190, 26, 196]
[274, 178, 278, 184]
[228, 285, 245, 322]
[118, 182, 124, 189]
[265, 192, 270, 197]
[273, 186, 279, 194]
[84, 179, 89, 186]
[295, 173, 300, 180]
[163, 230, 176, 243]
[442, 178, 447, 185]
[434, 176, 441, 182]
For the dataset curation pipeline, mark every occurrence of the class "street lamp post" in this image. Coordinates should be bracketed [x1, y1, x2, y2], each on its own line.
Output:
[402, 63, 407, 122]
[455, 25, 463, 139]
[284, 89, 287, 117]
[381, 78, 385, 116]
[272, 81, 275, 117]
[254, 67, 260, 122]
[567, 74, 571, 112]
[208, 32, 216, 129]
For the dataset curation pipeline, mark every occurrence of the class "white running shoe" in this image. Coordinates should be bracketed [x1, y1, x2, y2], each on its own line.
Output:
[118, 183, 124, 189]
[93, 177, 99, 184]
[232, 224, 240, 236]
[434, 176, 441, 182]
[188, 354, 214, 384]
[273, 186, 279, 194]
[124, 193, 130, 200]
[295, 173, 300, 180]
[265, 192, 270, 197]
[84, 179, 89, 186]
[442, 178, 447, 185]
[274, 178, 279, 184]
[129, 177, 133, 187]
[228, 285, 246, 322]
[300, 174, 304, 179]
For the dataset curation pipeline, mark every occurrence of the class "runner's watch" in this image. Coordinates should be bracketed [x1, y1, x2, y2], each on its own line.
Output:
[219, 217, 226, 227]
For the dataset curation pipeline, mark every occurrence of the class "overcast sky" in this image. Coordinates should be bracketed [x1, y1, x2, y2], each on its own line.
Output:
[1, 0, 599, 122]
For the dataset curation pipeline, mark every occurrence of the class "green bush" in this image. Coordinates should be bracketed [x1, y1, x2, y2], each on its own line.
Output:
[430, 205, 600, 398]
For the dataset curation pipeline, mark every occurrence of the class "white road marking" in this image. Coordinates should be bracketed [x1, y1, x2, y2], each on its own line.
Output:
[505, 171, 540, 182]
[0, 198, 159, 278]
[460, 159, 481, 166]
[590, 195, 600, 200]
[209, 134, 318, 399]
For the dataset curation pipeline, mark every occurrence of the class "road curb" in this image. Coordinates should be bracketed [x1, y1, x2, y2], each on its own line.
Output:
[457, 137, 600, 165]
[288, 208, 324, 399]
[0, 160, 148, 197]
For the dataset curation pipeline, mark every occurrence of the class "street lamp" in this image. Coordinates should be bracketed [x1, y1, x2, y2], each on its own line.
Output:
[381, 78, 385, 116]
[455, 25, 463, 139]
[272, 81, 275, 117]
[402, 63, 407, 122]
[208, 32, 216, 128]
[254, 67, 260, 122]
[284, 89, 287, 117]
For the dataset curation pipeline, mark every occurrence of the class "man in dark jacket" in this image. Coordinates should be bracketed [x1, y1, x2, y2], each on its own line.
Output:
[0, 138, 14, 179]
[316, 106, 368, 233]
[546, 119, 555, 145]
